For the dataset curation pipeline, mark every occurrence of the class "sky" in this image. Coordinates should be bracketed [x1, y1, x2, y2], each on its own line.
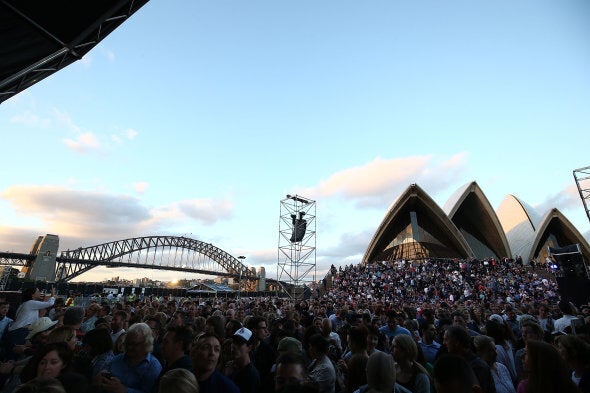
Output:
[1, 0, 590, 284]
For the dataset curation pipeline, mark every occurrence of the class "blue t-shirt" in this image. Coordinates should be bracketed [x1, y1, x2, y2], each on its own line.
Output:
[109, 352, 162, 393]
[379, 325, 412, 340]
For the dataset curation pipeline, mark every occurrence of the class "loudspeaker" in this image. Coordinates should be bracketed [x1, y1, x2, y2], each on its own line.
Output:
[290, 212, 307, 243]
[557, 276, 590, 306]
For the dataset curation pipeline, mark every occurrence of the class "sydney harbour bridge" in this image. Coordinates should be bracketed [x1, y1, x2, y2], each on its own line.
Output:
[0, 234, 259, 284]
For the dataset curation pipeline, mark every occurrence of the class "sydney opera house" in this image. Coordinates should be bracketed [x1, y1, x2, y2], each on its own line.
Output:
[362, 182, 590, 266]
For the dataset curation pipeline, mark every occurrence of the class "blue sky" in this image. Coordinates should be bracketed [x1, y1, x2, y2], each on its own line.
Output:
[1, 0, 589, 283]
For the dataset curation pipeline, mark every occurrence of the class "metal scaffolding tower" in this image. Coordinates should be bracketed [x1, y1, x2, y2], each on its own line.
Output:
[574, 166, 590, 224]
[278, 194, 316, 298]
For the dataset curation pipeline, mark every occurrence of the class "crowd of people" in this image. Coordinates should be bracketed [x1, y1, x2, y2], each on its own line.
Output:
[0, 256, 587, 393]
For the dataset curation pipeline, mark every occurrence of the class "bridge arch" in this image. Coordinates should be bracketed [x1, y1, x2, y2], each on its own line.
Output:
[55, 235, 253, 282]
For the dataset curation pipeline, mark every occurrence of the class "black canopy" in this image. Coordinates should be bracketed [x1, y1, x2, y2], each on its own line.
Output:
[0, 0, 149, 104]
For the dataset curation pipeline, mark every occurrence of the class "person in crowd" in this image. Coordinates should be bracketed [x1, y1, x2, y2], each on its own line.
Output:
[261, 336, 306, 393]
[485, 320, 517, 384]
[365, 325, 381, 357]
[62, 307, 85, 335]
[379, 311, 411, 342]
[17, 317, 59, 362]
[274, 352, 310, 392]
[452, 311, 480, 336]
[346, 353, 367, 393]
[555, 334, 590, 392]
[190, 332, 239, 393]
[5, 288, 56, 359]
[30, 342, 88, 393]
[113, 332, 126, 355]
[329, 308, 347, 336]
[246, 316, 276, 382]
[82, 327, 114, 379]
[80, 303, 102, 334]
[418, 321, 440, 365]
[158, 368, 199, 393]
[0, 301, 14, 346]
[307, 334, 336, 393]
[516, 339, 578, 393]
[110, 310, 127, 344]
[159, 325, 193, 375]
[473, 335, 515, 393]
[553, 300, 579, 334]
[502, 306, 521, 342]
[358, 351, 395, 393]
[391, 334, 431, 393]
[535, 305, 554, 339]
[433, 354, 483, 393]
[13, 377, 67, 393]
[144, 316, 164, 363]
[513, 321, 544, 381]
[47, 326, 77, 351]
[443, 325, 496, 393]
[205, 315, 226, 342]
[102, 322, 162, 393]
[341, 325, 369, 362]
[321, 318, 343, 358]
[223, 327, 260, 393]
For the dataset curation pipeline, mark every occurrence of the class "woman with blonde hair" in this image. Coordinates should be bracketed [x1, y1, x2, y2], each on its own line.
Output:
[47, 326, 77, 351]
[158, 368, 199, 393]
[391, 334, 431, 393]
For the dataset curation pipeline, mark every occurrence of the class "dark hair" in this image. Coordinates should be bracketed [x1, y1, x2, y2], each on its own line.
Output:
[275, 351, 309, 378]
[166, 325, 195, 351]
[205, 315, 226, 341]
[347, 325, 369, 352]
[114, 310, 128, 320]
[433, 354, 478, 392]
[22, 288, 37, 302]
[33, 342, 73, 377]
[308, 334, 330, 354]
[83, 328, 113, 356]
[445, 325, 471, 350]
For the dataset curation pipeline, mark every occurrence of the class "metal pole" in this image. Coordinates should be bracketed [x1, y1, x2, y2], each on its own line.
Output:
[238, 256, 246, 299]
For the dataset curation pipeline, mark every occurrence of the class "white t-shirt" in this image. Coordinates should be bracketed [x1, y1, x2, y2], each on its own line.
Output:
[9, 297, 55, 331]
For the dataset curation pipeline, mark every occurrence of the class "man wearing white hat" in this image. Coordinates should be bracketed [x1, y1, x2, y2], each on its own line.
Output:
[225, 327, 260, 393]
[19, 317, 58, 358]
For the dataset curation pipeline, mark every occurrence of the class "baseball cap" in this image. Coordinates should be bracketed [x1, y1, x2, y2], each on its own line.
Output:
[233, 327, 253, 344]
[277, 336, 302, 353]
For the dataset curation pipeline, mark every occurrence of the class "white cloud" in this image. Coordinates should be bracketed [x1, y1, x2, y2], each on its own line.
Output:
[178, 199, 234, 225]
[63, 132, 101, 154]
[302, 152, 469, 208]
[0, 186, 236, 249]
[124, 128, 138, 140]
[10, 110, 51, 127]
[133, 182, 149, 194]
[536, 184, 586, 215]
